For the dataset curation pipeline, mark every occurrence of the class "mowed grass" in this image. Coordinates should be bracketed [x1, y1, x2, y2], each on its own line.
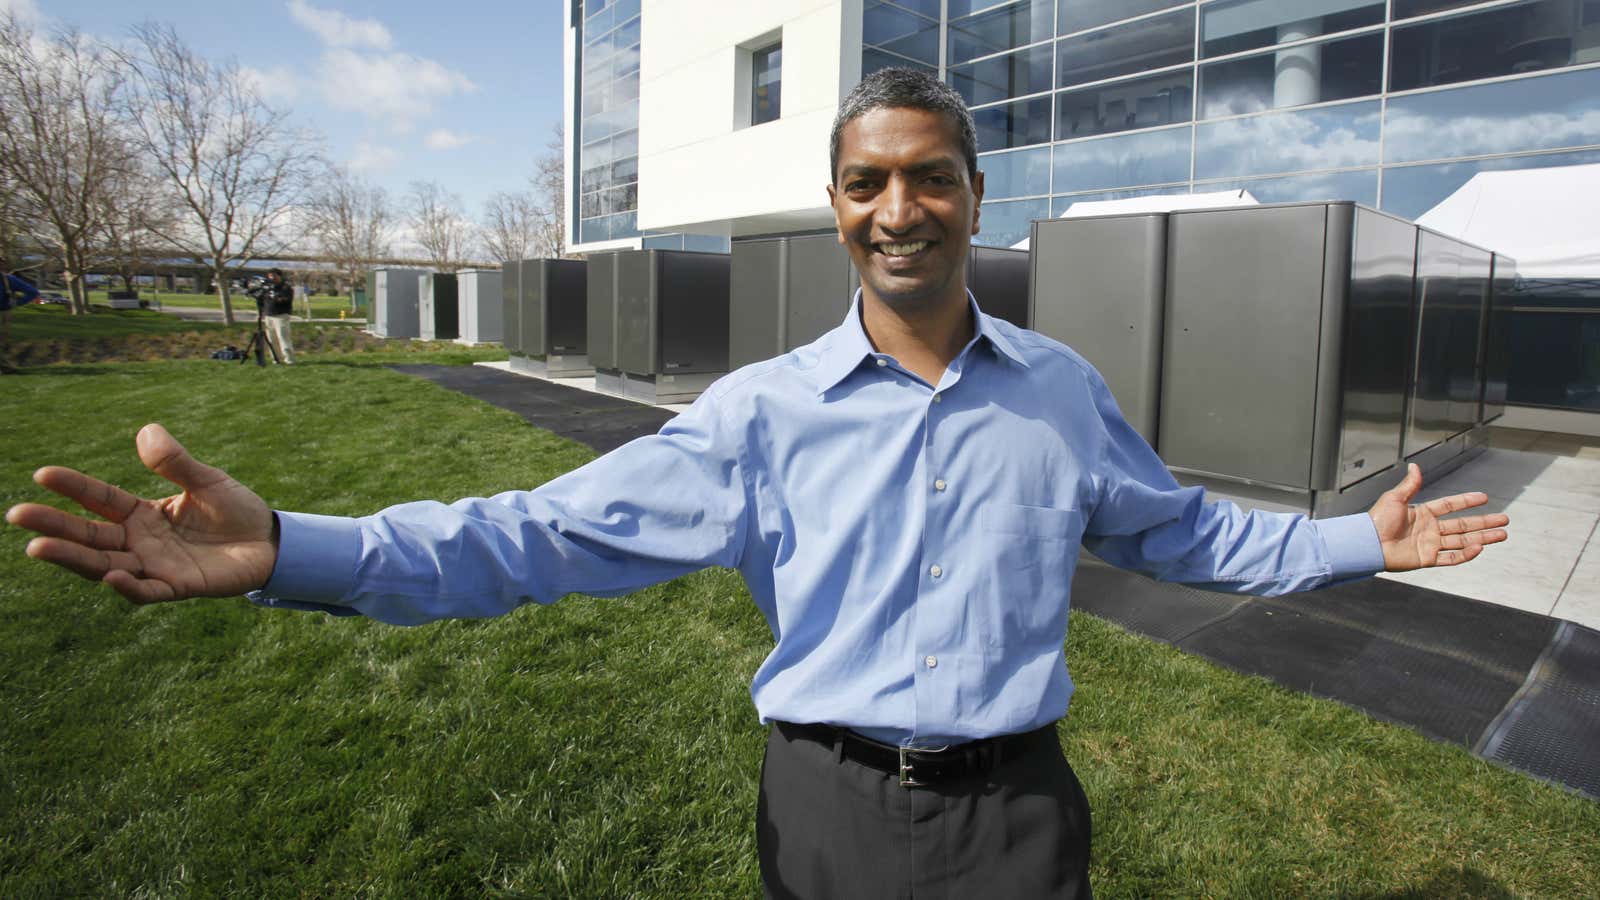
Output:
[9, 304, 230, 341]
[2, 360, 1598, 896]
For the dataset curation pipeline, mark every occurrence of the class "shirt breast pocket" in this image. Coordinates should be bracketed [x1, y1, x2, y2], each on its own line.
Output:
[979, 503, 1081, 646]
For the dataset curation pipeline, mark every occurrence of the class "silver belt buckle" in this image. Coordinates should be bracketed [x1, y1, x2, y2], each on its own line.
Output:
[898, 746, 923, 788]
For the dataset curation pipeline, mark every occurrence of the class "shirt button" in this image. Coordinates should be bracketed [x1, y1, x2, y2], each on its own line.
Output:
[933, 478, 947, 492]
[875, 358, 888, 367]
[932, 393, 942, 403]
[929, 564, 943, 578]
[925, 655, 938, 669]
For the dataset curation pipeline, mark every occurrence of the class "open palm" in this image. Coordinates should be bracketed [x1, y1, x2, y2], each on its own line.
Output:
[6, 424, 277, 603]
[1369, 463, 1510, 571]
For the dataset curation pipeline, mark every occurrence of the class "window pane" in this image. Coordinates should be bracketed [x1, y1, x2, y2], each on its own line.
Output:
[1195, 168, 1378, 205]
[1392, 0, 1487, 19]
[1507, 304, 1600, 411]
[1390, 0, 1600, 92]
[1201, 0, 1384, 57]
[864, 1, 940, 65]
[974, 94, 1053, 151]
[753, 44, 782, 125]
[975, 197, 1047, 248]
[1052, 125, 1193, 194]
[979, 146, 1051, 198]
[1058, 0, 1189, 36]
[863, 48, 937, 79]
[1194, 100, 1380, 179]
[1199, 31, 1382, 117]
[1383, 67, 1600, 164]
[1379, 148, 1600, 219]
[1056, 71, 1194, 139]
[1056, 9, 1194, 90]
[614, 16, 640, 51]
[1052, 186, 1186, 216]
[949, 44, 1053, 107]
[947, 0, 1055, 65]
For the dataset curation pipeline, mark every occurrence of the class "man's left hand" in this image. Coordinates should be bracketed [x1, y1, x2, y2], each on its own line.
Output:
[1369, 463, 1510, 571]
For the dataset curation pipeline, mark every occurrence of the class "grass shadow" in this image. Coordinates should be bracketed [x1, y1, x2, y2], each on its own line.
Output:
[1353, 865, 1513, 899]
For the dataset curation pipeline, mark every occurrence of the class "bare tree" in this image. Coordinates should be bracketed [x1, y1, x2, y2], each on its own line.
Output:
[405, 180, 469, 272]
[530, 123, 566, 259]
[121, 23, 319, 324]
[305, 164, 392, 301]
[479, 189, 537, 265]
[93, 159, 182, 293]
[0, 15, 132, 315]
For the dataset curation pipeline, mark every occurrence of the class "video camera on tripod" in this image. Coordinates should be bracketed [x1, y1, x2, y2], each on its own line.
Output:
[231, 273, 284, 367]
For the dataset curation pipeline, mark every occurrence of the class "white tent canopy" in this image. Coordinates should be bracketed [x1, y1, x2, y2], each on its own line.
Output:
[1415, 163, 1600, 279]
[1009, 189, 1258, 249]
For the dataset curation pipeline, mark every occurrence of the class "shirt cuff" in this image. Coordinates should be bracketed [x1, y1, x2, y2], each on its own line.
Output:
[246, 510, 362, 611]
[1315, 513, 1386, 581]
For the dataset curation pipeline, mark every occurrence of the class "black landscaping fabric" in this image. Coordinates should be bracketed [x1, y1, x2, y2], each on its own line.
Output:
[395, 363, 1600, 801]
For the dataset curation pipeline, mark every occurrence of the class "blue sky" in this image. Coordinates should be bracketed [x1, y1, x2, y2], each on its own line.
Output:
[16, 0, 565, 222]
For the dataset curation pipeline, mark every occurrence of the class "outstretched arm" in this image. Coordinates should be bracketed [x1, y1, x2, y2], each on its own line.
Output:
[5, 423, 278, 603]
[1369, 463, 1509, 571]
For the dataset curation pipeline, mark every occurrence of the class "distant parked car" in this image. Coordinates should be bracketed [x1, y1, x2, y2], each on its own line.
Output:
[35, 292, 69, 305]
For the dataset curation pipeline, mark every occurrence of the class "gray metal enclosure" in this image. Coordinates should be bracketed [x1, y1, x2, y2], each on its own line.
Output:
[371, 267, 425, 339]
[1029, 213, 1168, 445]
[455, 269, 503, 344]
[586, 252, 622, 393]
[1159, 202, 1427, 517]
[1405, 229, 1493, 471]
[418, 273, 458, 341]
[502, 261, 520, 357]
[515, 259, 590, 377]
[968, 246, 1030, 329]
[729, 234, 855, 369]
[614, 249, 731, 403]
[1482, 253, 1516, 424]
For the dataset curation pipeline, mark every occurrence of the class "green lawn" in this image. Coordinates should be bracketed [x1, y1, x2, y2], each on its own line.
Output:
[2, 359, 1597, 896]
[9, 304, 229, 341]
[85, 289, 360, 319]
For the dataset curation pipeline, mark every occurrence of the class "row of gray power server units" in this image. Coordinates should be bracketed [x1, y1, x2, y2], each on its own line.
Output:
[500, 242, 1030, 404]
[367, 267, 504, 344]
[1036, 201, 1511, 519]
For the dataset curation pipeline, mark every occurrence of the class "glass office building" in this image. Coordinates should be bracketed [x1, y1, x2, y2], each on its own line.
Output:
[576, 0, 643, 245]
[863, 0, 1600, 248]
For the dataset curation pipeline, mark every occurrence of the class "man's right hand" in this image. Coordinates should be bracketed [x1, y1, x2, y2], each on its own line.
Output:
[5, 423, 278, 604]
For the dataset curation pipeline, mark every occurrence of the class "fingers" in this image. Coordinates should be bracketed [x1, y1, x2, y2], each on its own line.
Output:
[1387, 462, 1424, 504]
[25, 535, 144, 582]
[103, 569, 178, 604]
[136, 423, 229, 493]
[30, 466, 143, 522]
[1436, 512, 1511, 536]
[1439, 529, 1509, 552]
[6, 501, 127, 550]
[1422, 491, 1491, 517]
[1434, 544, 1484, 567]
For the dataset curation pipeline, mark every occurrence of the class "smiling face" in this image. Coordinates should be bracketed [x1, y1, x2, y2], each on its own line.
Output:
[827, 106, 984, 315]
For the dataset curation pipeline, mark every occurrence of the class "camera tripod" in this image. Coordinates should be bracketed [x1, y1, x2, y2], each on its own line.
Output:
[241, 310, 283, 367]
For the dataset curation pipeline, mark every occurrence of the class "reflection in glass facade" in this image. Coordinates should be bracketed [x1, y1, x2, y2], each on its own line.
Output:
[577, 0, 643, 244]
[844, 0, 1600, 247]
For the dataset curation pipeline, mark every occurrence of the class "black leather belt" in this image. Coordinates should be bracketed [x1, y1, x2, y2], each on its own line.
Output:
[777, 721, 1057, 788]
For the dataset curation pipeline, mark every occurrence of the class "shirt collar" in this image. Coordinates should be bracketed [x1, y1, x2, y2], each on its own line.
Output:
[813, 287, 1029, 396]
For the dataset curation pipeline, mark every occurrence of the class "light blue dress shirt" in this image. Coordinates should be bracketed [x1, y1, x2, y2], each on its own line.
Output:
[254, 295, 1384, 747]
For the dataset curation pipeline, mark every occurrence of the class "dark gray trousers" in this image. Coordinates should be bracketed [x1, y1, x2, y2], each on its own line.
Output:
[757, 722, 1093, 899]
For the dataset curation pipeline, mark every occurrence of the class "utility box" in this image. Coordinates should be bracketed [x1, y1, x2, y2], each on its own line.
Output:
[1030, 213, 1167, 446]
[730, 234, 855, 369]
[1160, 202, 1430, 518]
[614, 249, 731, 404]
[587, 251, 623, 394]
[370, 267, 426, 338]
[1404, 228, 1493, 469]
[455, 268, 503, 345]
[418, 272, 459, 341]
[502, 260, 521, 359]
[968, 245, 1031, 329]
[516, 258, 591, 377]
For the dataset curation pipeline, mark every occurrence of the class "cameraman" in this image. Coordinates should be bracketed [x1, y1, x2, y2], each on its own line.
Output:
[260, 268, 295, 365]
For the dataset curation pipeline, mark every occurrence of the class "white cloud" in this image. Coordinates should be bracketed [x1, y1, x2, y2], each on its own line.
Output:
[347, 141, 399, 173]
[239, 65, 301, 105]
[423, 129, 475, 151]
[286, 0, 391, 50]
[319, 48, 477, 125]
[0, 0, 41, 23]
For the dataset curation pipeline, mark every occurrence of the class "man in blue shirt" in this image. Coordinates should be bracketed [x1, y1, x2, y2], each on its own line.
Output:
[1, 254, 40, 374]
[7, 69, 1510, 897]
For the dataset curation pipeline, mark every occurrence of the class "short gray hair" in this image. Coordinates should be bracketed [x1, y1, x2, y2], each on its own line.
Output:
[830, 67, 978, 185]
